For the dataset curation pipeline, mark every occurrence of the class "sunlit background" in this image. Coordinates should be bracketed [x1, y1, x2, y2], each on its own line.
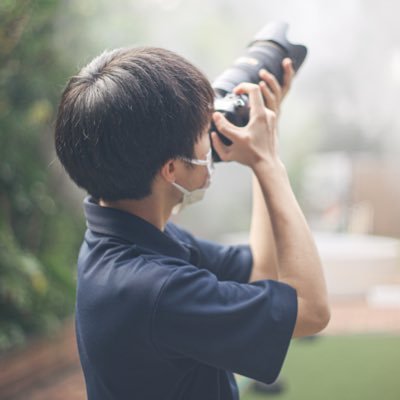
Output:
[1, 0, 399, 399]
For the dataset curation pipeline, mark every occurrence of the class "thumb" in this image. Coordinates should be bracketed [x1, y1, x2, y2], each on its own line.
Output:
[211, 131, 232, 162]
[212, 112, 240, 142]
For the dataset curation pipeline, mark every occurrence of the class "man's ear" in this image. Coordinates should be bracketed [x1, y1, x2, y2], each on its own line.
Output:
[159, 159, 177, 183]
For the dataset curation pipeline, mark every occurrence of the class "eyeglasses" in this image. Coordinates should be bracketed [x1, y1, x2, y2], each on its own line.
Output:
[180, 149, 214, 176]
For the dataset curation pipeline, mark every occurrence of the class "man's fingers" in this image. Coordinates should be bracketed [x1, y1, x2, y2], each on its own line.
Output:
[259, 80, 277, 112]
[212, 112, 240, 141]
[259, 69, 281, 100]
[233, 83, 265, 118]
[282, 58, 294, 97]
[210, 131, 231, 162]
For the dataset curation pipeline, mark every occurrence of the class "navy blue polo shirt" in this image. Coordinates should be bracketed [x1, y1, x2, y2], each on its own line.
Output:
[75, 196, 297, 400]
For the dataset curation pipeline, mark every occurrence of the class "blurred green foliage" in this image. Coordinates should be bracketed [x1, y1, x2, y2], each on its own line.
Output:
[0, 0, 84, 352]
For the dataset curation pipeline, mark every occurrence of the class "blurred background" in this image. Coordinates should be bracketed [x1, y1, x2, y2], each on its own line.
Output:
[1, 0, 399, 399]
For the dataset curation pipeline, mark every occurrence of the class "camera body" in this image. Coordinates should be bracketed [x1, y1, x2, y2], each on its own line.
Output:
[211, 22, 307, 161]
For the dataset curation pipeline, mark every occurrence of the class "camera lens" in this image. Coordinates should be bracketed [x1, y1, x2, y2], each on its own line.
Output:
[213, 22, 307, 96]
[213, 42, 287, 98]
[211, 22, 307, 161]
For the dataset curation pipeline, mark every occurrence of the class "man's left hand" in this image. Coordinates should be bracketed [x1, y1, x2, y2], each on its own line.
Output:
[258, 58, 295, 117]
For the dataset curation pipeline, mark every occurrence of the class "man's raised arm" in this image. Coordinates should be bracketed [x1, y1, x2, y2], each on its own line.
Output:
[211, 82, 330, 338]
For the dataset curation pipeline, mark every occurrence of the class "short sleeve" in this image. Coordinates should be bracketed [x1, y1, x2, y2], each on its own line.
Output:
[166, 223, 253, 283]
[152, 266, 297, 384]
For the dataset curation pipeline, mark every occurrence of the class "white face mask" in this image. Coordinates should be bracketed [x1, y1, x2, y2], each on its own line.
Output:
[172, 149, 214, 215]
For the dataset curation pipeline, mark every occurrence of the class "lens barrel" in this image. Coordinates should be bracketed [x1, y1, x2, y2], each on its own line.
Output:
[211, 22, 307, 161]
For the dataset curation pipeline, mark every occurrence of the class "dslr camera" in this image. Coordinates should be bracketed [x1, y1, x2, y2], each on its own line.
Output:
[211, 22, 307, 161]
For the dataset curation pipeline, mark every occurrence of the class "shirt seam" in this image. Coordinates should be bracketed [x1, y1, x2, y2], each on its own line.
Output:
[149, 265, 182, 364]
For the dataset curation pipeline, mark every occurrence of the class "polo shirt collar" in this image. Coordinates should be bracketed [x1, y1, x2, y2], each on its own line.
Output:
[83, 196, 192, 262]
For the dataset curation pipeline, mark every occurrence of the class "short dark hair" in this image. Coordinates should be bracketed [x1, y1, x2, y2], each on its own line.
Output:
[55, 47, 214, 200]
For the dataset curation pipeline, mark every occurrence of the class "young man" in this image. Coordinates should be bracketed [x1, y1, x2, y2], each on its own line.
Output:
[55, 46, 329, 400]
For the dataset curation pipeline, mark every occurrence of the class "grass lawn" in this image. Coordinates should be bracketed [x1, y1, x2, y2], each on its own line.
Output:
[241, 335, 400, 400]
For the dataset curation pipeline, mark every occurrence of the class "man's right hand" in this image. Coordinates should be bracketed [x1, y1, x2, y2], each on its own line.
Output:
[211, 83, 283, 172]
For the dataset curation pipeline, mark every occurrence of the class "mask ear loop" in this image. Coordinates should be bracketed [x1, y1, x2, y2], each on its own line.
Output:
[171, 181, 190, 195]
